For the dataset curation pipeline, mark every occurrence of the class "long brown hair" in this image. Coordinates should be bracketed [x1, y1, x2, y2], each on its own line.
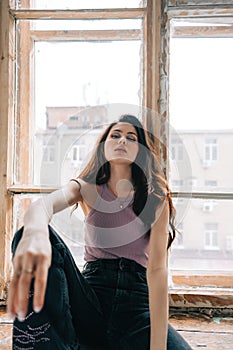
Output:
[78, 114, 176, 248]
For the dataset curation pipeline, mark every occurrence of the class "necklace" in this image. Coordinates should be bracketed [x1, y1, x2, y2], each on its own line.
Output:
[107, 183, 134, 209]
[118, 195, 133, 209]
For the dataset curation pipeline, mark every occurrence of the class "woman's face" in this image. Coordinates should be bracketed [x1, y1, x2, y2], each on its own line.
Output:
[104, 122, 139, 164]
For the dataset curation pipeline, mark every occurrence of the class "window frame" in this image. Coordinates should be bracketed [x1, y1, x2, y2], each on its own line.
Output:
[0, 0, 15, 300]
[1, 0, 162, 300]
[204, 223, 219, 250]
[1, 0, 233, 308]
[71, 145, 86, 164]
[204, 138, 218, 163]
[42, 145, 55, 164]
[166, 1, 233, 297]
[13, 7, 145, 187]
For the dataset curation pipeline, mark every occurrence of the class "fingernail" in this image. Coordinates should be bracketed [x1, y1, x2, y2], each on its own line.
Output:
[17, 311, 25, 322]
[34, 306, 42, 313]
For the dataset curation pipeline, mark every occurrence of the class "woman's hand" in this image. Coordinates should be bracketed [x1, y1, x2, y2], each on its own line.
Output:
[7, 229, 52, 321]
[7, 180, 82, 321]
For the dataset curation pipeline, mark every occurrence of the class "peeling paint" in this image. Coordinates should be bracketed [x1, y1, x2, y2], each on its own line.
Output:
[0, 278, 4, 296]
[169, 291, 233, 309]
[167, 8, 233, 18]
[174, 1, 233, 6]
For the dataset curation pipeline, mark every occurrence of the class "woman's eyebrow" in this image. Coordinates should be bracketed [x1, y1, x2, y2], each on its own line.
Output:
[112, 128, 138, 137]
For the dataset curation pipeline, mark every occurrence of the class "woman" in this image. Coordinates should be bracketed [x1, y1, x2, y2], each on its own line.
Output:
[7, 115, 192, 349]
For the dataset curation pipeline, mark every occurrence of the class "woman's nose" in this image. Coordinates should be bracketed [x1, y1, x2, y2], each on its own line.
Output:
[118, 136, 127, 144]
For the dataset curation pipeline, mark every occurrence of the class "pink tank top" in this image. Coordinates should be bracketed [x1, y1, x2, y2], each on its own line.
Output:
[84, 183, 150, 267]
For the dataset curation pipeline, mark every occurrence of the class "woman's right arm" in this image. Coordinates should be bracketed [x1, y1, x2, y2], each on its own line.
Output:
[7, 180, 82, 321]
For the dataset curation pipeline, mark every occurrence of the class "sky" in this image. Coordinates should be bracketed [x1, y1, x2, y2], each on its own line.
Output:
[169, 38, 233, 130]
[33, 0, 141, 10]
[35, 40, 141, 129]
[34, 35, 233, 131]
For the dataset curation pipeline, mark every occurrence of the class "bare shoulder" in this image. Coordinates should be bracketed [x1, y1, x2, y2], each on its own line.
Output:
[59, 179, 82, 206]
[70, 178, 99, 208]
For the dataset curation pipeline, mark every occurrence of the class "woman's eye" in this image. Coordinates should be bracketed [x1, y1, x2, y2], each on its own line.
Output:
[110, 133, 137, 142]
[127, 136, 137, 142]
[111, 134, 120, 139]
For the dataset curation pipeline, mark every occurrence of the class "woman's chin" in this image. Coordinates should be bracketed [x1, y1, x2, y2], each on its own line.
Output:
[108, 156, 133, 165]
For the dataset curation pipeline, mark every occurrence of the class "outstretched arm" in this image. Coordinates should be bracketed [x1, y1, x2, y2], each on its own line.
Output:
[7, 180, 82, 321]
[146, 199, 169, 350]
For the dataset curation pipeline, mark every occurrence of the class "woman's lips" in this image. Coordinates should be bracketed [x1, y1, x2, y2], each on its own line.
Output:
[114, 147, 127, 153]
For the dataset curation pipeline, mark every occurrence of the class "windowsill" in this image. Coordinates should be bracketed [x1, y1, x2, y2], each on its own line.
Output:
[1, 287, 233, 310]
[1, 283, 233, 310]
[171, 271, 233, 287]
[169, 285, 233, 310]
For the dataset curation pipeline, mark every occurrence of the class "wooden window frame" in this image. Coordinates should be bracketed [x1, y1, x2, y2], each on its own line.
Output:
[0, 0, 15, 303]
[168, 0, 233, 7]
[0, 0, 160, 302]
[166, 1, 233, 307]
[1, 0, 233, 309]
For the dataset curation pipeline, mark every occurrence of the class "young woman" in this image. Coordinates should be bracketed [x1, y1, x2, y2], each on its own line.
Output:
[7, 115, 192, 350]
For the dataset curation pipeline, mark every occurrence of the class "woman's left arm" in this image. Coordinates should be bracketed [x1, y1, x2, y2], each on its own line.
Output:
[146, 199, 170, 350]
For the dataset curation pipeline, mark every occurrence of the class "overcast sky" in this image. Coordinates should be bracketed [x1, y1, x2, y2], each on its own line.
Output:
[35, 40, 141, 129]
[170, 38, 233, 130]
[34, 37, 233, 131]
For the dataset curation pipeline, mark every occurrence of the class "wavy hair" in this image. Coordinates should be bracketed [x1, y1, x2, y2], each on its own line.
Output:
[77, 114, 176, 248]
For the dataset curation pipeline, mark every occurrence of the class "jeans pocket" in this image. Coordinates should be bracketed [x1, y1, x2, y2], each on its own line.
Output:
[82, 265, 99, 277]
[136, 271, 147, 284]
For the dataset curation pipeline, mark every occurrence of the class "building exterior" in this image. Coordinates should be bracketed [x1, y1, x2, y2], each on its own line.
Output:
[34, 106, 108, 264]
[35, 108, 233, 269]
[170, 130, 233, 272]
[34, 105, 108, 187]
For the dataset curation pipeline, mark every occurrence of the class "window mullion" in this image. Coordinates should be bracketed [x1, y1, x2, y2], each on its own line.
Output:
[0, 0, 15, 296]
[30, 29, 141, 41]
[10, 8, 145, 20]
[8, 185, 57, 194]
[172, 25, 233, 38]
[15, 19, 34, 185]
[172, 192, 233, 200]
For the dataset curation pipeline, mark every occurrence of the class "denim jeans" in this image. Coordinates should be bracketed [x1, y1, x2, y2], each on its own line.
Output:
[12, 226, 192, 350]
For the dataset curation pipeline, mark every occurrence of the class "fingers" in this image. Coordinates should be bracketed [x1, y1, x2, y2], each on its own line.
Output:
[33, 255, 50, 313]
[7, 249, 51, 322]
[17, 254, 35, 321]
[7, 251, 23, 319]
[7, 272, 19, 319]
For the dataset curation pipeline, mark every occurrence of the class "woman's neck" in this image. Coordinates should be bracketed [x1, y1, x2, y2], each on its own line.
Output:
[107, 164, 134, 197]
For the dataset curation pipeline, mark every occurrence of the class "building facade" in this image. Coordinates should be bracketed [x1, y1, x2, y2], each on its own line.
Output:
[35, 107, 233, 270]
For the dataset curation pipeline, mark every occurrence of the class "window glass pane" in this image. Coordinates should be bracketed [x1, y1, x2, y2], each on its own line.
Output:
[31, 19, 142, 31]
[33, 39, 141, 186]
[204, 146, 210, 161]
[72, 147, 78, 161]
[205, 180, 217, 187]
[169, 129, 233, 193]
[34, 40, 141, 126]
[169, 19, 233, 193]
[13, 194, 85, 267]
[15, 0, 145, 10]
[212, 145, 217, 161]
[13, 194, 233, 272]
[170, 199, 233, 272]
[13, 197, 233, 272]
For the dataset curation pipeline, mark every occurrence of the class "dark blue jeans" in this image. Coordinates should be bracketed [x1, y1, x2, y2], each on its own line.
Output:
[12, 226, 192, 350]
